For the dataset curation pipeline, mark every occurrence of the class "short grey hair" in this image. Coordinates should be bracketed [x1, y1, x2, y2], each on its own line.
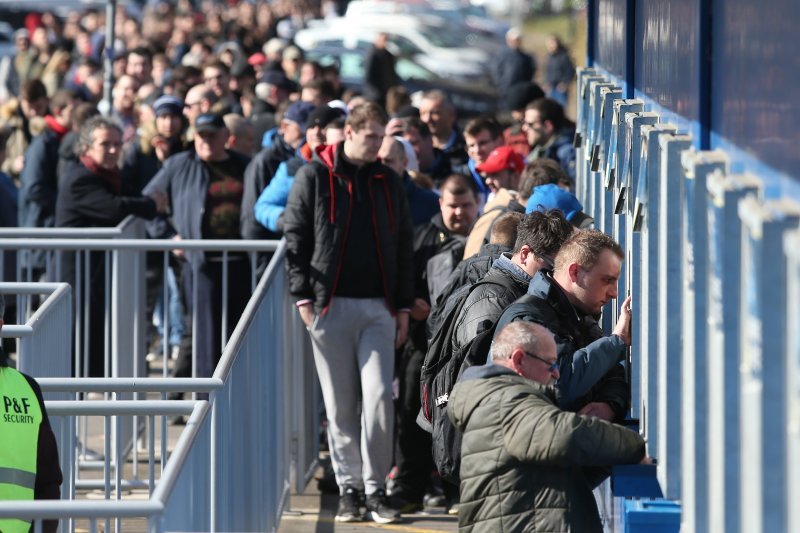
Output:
[491, 321, 547, 361]
[77, 115, 123, 157]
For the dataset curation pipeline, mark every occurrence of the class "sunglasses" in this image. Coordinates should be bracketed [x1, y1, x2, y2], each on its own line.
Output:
[523, 351, 559, 373]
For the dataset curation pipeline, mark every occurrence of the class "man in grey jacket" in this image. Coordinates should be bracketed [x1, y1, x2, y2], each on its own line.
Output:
[449, 321, 648, 532]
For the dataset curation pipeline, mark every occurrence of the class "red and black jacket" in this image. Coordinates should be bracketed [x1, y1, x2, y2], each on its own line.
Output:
[283, 142, 415, 315]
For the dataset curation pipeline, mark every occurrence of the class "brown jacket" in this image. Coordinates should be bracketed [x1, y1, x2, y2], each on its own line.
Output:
[463, 188, 522, 259]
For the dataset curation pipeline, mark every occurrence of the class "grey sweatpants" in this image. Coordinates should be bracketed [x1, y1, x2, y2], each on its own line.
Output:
[308, 297, 396, 495]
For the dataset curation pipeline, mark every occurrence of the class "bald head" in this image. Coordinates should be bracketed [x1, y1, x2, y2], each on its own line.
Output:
[378, 136, 407, 176]
[492, 321, 559, 386]
[184, 84, 218, 126]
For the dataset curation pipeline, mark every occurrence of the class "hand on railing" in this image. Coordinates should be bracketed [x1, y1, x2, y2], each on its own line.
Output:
[612, 295, 632, 346]
[171, 234, 185, 259]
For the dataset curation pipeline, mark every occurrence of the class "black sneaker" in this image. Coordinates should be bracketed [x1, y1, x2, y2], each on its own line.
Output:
[389, 494, 424, 514]
[366, 489, 401, 524]
[335, 486, 362, 523]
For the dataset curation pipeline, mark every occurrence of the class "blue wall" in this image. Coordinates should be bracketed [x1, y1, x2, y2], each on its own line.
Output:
[711, 0, 800, 194]
[634, 0, 699, 125]
[595, 0, 627, 80]
[590, 0, 800, 197]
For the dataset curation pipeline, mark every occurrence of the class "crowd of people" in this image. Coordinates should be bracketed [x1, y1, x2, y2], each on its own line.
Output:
[0, 1, 648, 531]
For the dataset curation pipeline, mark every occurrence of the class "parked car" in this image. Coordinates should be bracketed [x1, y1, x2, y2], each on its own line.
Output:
[295, 15, 492, 85]
[0, 22, 15, 60]
[305, 45, 498, 118]
[344, 0, 506, 49]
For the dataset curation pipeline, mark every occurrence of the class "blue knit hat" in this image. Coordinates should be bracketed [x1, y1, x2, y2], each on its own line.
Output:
[283, 101, 316, 132]
[525, 183, 594, 228]
[153, 95, 184, 117]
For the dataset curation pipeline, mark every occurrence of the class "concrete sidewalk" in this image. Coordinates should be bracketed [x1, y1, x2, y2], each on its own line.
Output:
[280, 464, 458, 533]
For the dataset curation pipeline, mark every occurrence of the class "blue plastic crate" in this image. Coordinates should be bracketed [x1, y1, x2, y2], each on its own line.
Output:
[623, 499, 681, 533]
[612, 464, 663, 498]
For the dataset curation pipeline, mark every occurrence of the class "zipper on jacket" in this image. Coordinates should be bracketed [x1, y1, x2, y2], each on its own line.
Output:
[367, 180, 395, 315]
[321, 172, 353, 316]
[375, 174, 395, 232]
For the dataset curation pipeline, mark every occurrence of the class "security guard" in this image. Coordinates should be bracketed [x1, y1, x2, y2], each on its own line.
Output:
[0, 294, 62, 533]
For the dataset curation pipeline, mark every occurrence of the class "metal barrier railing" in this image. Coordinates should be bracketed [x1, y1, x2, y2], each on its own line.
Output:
[0, 236, 279, 379]
[0, 399, 207, 533]
[575, 67, 800, 533]
[0, 282, 74, 502]
[0, 239, 319, 532]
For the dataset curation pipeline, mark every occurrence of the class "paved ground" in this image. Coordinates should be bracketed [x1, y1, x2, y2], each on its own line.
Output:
[280, 465, 458, 533]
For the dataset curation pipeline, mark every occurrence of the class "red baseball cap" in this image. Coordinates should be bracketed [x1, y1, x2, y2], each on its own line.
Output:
[476, 146, 526, 175]
[248, 53, 267, 66]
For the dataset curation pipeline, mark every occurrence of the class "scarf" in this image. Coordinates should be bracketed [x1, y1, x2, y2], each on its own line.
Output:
[44, 115, 69, 140]
[80, 155, 121, 194]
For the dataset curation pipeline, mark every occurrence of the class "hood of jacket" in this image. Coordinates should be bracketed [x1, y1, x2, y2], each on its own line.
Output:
[450, 363, 558, 431]
[312, 142, 340, 172]
[528, 270, 584, 324]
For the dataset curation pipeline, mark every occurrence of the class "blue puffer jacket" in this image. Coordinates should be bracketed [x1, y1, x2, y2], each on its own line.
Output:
[253, 156, 306, 233]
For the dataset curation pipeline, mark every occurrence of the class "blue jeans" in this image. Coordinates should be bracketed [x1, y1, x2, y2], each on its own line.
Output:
[153, 266, 184, 348]
[549, 88, 568, 107]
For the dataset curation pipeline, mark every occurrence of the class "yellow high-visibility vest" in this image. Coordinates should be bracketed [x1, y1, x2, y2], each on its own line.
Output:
[0, 366, 42, 533]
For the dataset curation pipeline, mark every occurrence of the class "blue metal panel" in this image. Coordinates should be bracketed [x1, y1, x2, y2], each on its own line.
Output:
[609, 102, 644, 382]
[656, 133, 692, 500]
[786, 230, 800, 533]
[596, 0, 628, 79]
[633, 0, 700, 125]
[598, 87, 623, 334]
[711, 0, 800, 187]
[576, 73, 608, 209]
[679, 150, 727, 533]
[623, 112, 658, 420]
[636, 124, 677, 457]
[625, 112, 659, 211]
[706, 172, 761, 533]
[588, 81, 619, 238]
[612, 464, 663, 498]
[739, 198, 800, 533]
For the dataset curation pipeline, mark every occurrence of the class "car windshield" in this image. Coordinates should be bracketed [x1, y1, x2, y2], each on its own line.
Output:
[396, 58, 436, 81]
[417, 26, 468, 48]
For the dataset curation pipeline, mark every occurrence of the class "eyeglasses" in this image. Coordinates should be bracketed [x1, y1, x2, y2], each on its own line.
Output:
[523, 351, 559, 373]
[538, 254, 555, 271]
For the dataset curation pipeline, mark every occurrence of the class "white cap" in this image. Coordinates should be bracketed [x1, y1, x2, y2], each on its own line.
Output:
[393, 136, 419, 173]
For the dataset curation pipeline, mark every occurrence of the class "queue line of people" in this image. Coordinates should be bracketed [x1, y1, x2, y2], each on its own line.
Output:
[0, 3, 651, 531]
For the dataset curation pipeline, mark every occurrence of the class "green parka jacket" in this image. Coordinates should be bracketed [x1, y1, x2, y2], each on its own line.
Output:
[448, 364, 645, 532]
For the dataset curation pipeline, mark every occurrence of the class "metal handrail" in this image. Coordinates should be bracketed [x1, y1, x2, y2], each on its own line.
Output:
[0, 238, 282, 251]
[0, 238, 315, 531]
[212, 240, 285, 382]
[37, 377, 222, 393]
[0, 283, 70, 338]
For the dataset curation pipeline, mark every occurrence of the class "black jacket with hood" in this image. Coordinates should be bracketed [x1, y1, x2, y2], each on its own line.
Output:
[283, 142, 414, 315]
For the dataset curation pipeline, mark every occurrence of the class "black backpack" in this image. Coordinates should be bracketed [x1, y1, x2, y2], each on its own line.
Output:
[418, 274, 518, 483]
